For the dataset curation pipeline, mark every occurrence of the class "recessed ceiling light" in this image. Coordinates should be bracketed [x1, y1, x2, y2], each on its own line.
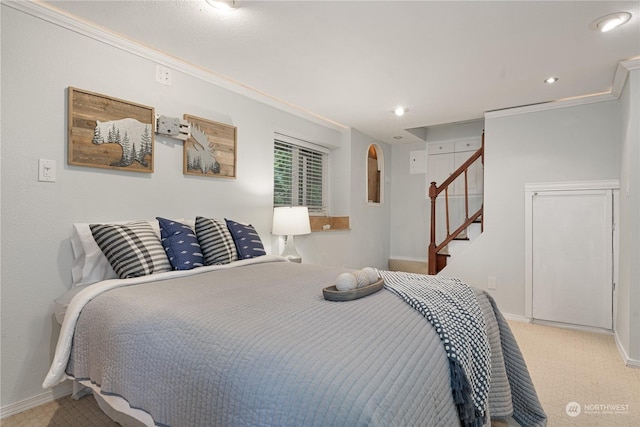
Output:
[544, 77, 559, 84]
[589, 12, 631, 32]
[206, 0, 240, 11]
[393, 136, 403, 140]
[392, 107, 409, 116]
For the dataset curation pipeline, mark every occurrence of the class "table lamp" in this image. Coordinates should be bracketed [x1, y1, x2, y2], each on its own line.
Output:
[272, 206, 311, 263]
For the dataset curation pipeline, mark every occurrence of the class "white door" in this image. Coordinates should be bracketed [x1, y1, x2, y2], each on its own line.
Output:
[531, 189, 613, 329]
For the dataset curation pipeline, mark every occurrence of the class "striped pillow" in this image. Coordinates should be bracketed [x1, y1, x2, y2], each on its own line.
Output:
[195, 217, 238, 265]
[89, 221, 171, 279]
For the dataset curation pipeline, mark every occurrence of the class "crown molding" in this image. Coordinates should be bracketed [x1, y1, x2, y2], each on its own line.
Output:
[3, 0, 348, 132]
[486, 56, 640, 120]
[485, 92, 617, 119]
[612, 57, 640, 98]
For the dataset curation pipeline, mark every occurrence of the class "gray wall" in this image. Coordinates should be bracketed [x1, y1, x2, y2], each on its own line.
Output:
[0, 5, 390, 409]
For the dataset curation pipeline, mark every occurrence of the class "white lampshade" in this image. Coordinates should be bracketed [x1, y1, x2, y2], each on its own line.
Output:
[272, 206, 311, 236]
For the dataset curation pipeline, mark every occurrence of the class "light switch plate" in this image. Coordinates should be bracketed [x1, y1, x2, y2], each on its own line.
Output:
[38, 159, 56, 182]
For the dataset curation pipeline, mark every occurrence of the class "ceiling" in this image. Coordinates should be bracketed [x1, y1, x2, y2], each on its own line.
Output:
[41, 0, 640, 144]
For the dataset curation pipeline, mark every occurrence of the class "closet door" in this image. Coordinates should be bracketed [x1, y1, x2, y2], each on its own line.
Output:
[531, 189, 613, 329]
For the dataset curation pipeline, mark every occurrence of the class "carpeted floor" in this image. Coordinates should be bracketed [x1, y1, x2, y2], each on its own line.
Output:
[0, 394, 117, 427]
[2, 320, 638, 426]
[508, 320, 639, 426]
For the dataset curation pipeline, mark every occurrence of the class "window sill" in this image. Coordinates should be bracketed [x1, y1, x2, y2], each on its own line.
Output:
[309, 216, 350, 232]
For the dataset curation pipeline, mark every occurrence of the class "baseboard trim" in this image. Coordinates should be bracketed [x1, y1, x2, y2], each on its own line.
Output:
[0, 382, 72, 419]
[388, 258, 428, 274]
[614, 331, 640, 368]
[501, 313, 531, 323]
[530, 318, 613, 335]
[388, 256, 427, 263]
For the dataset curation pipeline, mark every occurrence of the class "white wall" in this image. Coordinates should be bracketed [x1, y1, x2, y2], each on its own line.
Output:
[444, 101, 621, 316]
[617, 68, 640, 363]
[390, 72, 638, 364]
[0, 5, 390, 410]
[389, 141, 429, 260]
[391, 105, 625, 318]
[345, 129, 392, 269]
[296, 129, 392, 269]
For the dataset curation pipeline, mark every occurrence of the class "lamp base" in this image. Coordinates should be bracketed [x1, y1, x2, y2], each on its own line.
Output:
[281, 235, 302, 263]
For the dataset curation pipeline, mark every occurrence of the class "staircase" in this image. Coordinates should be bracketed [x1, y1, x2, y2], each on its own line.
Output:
[428, 135, 484, 274]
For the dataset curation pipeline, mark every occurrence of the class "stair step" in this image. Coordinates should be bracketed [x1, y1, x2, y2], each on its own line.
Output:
[435, 253, 448, 273]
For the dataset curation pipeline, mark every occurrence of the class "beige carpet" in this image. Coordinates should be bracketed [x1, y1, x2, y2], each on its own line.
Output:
[0, 394, 116, 427]
[2, 321, 638, 426]
[508, 320, 639, 426]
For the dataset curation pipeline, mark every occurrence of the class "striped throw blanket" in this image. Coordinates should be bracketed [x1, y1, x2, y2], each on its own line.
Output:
[378, 270, 491, 427]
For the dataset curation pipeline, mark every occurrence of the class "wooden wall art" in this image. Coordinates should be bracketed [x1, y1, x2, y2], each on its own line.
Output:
[183, 114, 237, 178]
[68, 87, 155, 173]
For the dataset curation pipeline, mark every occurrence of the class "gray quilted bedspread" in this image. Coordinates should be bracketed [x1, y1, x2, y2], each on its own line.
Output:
[66, 262, 546, 427]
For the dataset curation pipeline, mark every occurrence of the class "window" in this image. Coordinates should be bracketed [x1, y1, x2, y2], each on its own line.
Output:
[274, 133, 328, 215]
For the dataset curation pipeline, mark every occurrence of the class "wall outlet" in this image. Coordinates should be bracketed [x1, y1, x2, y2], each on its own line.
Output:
[488, 276, 497, 290]
[155, 64, 172, 86]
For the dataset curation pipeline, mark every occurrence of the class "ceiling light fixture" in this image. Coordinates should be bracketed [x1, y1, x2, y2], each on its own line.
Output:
[393, 107, 408, 116]
[206, 0, 240, 11]
[589, 12, 631, 32]
[544, 77, 559, 84]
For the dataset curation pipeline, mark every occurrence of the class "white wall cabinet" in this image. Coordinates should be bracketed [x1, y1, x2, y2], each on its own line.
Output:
[427, 137, 482, 196]
[426, 137, 483, 243]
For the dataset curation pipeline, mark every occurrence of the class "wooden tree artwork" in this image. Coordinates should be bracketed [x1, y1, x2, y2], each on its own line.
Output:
[183, 115, 237, 178]
[68, 87, 155, 173]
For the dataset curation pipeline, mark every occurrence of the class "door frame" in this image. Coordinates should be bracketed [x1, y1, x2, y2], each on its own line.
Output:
[524, 180, 619, 324]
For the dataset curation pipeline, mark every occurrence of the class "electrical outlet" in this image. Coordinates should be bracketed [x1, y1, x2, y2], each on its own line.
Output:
[488, 277, 497, 290]
[155, 64, 172, 86]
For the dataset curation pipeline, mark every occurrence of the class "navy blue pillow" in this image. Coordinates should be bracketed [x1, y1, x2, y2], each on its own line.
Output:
[225, 219, 266, 259]
[156, 217, 204, 270]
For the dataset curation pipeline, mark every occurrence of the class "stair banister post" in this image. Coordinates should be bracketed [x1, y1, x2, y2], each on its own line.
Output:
[428, 181, 438, 275]
[464, 169, 469, 220]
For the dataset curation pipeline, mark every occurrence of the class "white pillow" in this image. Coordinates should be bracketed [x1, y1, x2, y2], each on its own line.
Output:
[71, 219, 164, 286]
[182, 218, 196, 230]
[54, 284, 90, 324]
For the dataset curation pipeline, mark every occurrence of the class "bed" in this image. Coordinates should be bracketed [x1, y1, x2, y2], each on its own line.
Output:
[43, 218, 546, 427]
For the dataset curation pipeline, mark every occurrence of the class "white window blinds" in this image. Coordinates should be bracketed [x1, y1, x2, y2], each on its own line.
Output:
[274, 135, 328, 215]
